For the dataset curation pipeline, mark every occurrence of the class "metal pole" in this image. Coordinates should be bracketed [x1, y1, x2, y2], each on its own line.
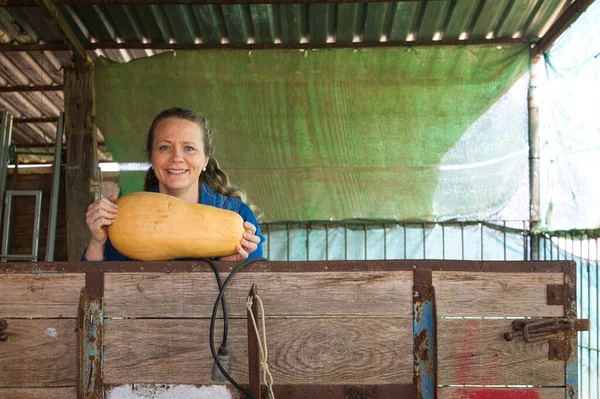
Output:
[45, 112, 64, 261]
[529, 53, 541, 260]
[0, 111, 13, 232]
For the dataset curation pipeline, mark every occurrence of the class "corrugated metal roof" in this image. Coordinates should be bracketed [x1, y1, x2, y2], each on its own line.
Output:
[0, 0, 576, 163]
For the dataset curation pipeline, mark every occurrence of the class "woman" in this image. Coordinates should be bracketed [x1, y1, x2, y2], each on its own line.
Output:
[83, 108, 264, 261]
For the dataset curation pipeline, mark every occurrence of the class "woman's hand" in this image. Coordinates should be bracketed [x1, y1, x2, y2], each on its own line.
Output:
[220, 221, 261, 262]
[86, 194, 119, 246]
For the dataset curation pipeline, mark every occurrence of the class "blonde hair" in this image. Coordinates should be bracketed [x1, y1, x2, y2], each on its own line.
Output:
[143, 108, 263, 222]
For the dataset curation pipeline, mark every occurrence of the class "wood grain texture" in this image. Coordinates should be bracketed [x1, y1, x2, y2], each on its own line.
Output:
[104, 272, 413, 318]
[104, 318, 412, 385]
[0, 273, 84, 317]
[64, 63, 97, 261]
[438, 387, 565, 399]
[433, 271, 564, 317]
[0, 319, 77, 387]
[438, 319, 564, 386]
[0, 388, 77, 398]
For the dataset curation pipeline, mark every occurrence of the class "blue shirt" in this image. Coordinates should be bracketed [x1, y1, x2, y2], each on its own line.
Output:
[82, 183, 265, 261]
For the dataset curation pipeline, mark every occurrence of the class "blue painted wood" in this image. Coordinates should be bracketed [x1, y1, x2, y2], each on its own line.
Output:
[414, 269, 436, 399]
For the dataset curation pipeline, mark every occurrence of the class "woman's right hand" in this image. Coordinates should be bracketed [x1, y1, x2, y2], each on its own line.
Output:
[86, 194, 119, 245]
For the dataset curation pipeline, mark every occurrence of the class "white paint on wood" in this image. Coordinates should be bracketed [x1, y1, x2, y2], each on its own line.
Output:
[45, 327, 57, 338]
[106, 384, 233, 399]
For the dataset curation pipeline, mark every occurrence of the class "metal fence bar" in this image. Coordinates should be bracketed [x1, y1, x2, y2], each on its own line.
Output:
[364, 223, 368, 260]
[480, 223, 484, 261]
[266, 224, 270, 260]
[383, 223, 387, 260]
[325, 224, 329, 261]
[403, 223, 407, 260]
[261, 219, 598, 399]
[442, 224, 446, 260]
[586, 233, 591, 399]
[286, 223, 290, 261]
[422, 223, 426, 260]
[344, 223, 348, 260]
[460, 222, 464, 260]
[306, 223, 310, 261]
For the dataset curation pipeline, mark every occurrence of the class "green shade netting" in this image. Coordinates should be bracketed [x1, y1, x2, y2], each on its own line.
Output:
[96, 45, 529, 222]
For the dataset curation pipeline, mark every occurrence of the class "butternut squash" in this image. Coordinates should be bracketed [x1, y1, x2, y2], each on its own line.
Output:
[107, 192, 245, 260]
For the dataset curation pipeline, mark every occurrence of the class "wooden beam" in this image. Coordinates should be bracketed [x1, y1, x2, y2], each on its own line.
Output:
[14, 142, 106, 148]
[0, 85, 63, 93]
[0, 37, 533, 53]
[14, 117, 59, 124]
[33, 0, 92, 67]
[532, 0, 596, 59]
[64, 62, 98, 261]
[4, 0, 447, 5]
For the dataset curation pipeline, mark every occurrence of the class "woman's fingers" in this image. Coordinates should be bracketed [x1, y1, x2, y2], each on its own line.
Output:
[243, 231, 260, 244]
[87, 198, 118, 217]
[241, 237, 258, 252]
[88, 217, 114, 232]
[236, 245, 249, 260]
[243, 221, 257, 235]
[86, 196, 119, 244]
[86, 208, 117, 224]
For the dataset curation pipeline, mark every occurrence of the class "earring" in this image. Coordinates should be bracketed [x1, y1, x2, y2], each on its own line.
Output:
[203, 167, 206, 171]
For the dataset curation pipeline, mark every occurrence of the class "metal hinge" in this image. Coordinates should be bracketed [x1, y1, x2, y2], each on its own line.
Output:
[504, 318, 589, 343]
[504, 318, 589, 361]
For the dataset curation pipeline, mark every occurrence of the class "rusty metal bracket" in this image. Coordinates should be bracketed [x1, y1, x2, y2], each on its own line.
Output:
[547, 284, 565, 306]
[413, 268, 436, 399]
[247, 283, 261, 399]
[548, 338, 570, 361]
[504, 318, 589, 343]
[78, 271, 104, 399]
[0, 318, 7, 342]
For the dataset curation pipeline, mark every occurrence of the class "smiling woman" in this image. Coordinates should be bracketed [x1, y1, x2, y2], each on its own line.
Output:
[83, 108, 264, 263]
[149, 116, 209, 203]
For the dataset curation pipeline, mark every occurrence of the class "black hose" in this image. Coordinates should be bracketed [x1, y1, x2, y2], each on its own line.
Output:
[209, 257, 268, 399]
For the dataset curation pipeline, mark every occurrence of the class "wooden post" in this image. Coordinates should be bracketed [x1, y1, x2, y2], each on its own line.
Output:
[529, 55, 540, 261]
[64, 62, 98, 261]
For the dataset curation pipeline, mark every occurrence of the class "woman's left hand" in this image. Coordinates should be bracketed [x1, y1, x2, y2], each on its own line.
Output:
[220, 222, 261, 261]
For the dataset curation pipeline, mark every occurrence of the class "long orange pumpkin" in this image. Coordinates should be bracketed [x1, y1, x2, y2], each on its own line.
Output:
[107, 192, 245, 260]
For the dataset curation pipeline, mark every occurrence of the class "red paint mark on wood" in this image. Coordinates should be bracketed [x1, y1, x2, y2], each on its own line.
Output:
[456, 320, 481, 384]
[466, 388, 541, 399]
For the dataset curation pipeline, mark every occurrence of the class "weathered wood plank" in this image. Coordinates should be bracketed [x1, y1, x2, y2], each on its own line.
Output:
[434, 271, 564, 317]
[0, 319, 77, 387]
[104, 318, 412, 385]
[104, 272, 413, 318]
[438, 387, 565, 399]
[0, 273, 84, 317]
[438, 319, 564, 386]
[0, 388, 77, 398]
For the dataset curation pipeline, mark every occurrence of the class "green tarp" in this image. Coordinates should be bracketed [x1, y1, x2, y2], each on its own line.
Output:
[539, 0, 600, 232]
[96, 45, 529, 222]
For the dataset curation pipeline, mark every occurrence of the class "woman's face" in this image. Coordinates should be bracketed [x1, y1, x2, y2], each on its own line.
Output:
[151, 117, 209, 197]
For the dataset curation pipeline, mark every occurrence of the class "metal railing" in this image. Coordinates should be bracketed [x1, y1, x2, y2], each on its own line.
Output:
[261, 220, 599, 399]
